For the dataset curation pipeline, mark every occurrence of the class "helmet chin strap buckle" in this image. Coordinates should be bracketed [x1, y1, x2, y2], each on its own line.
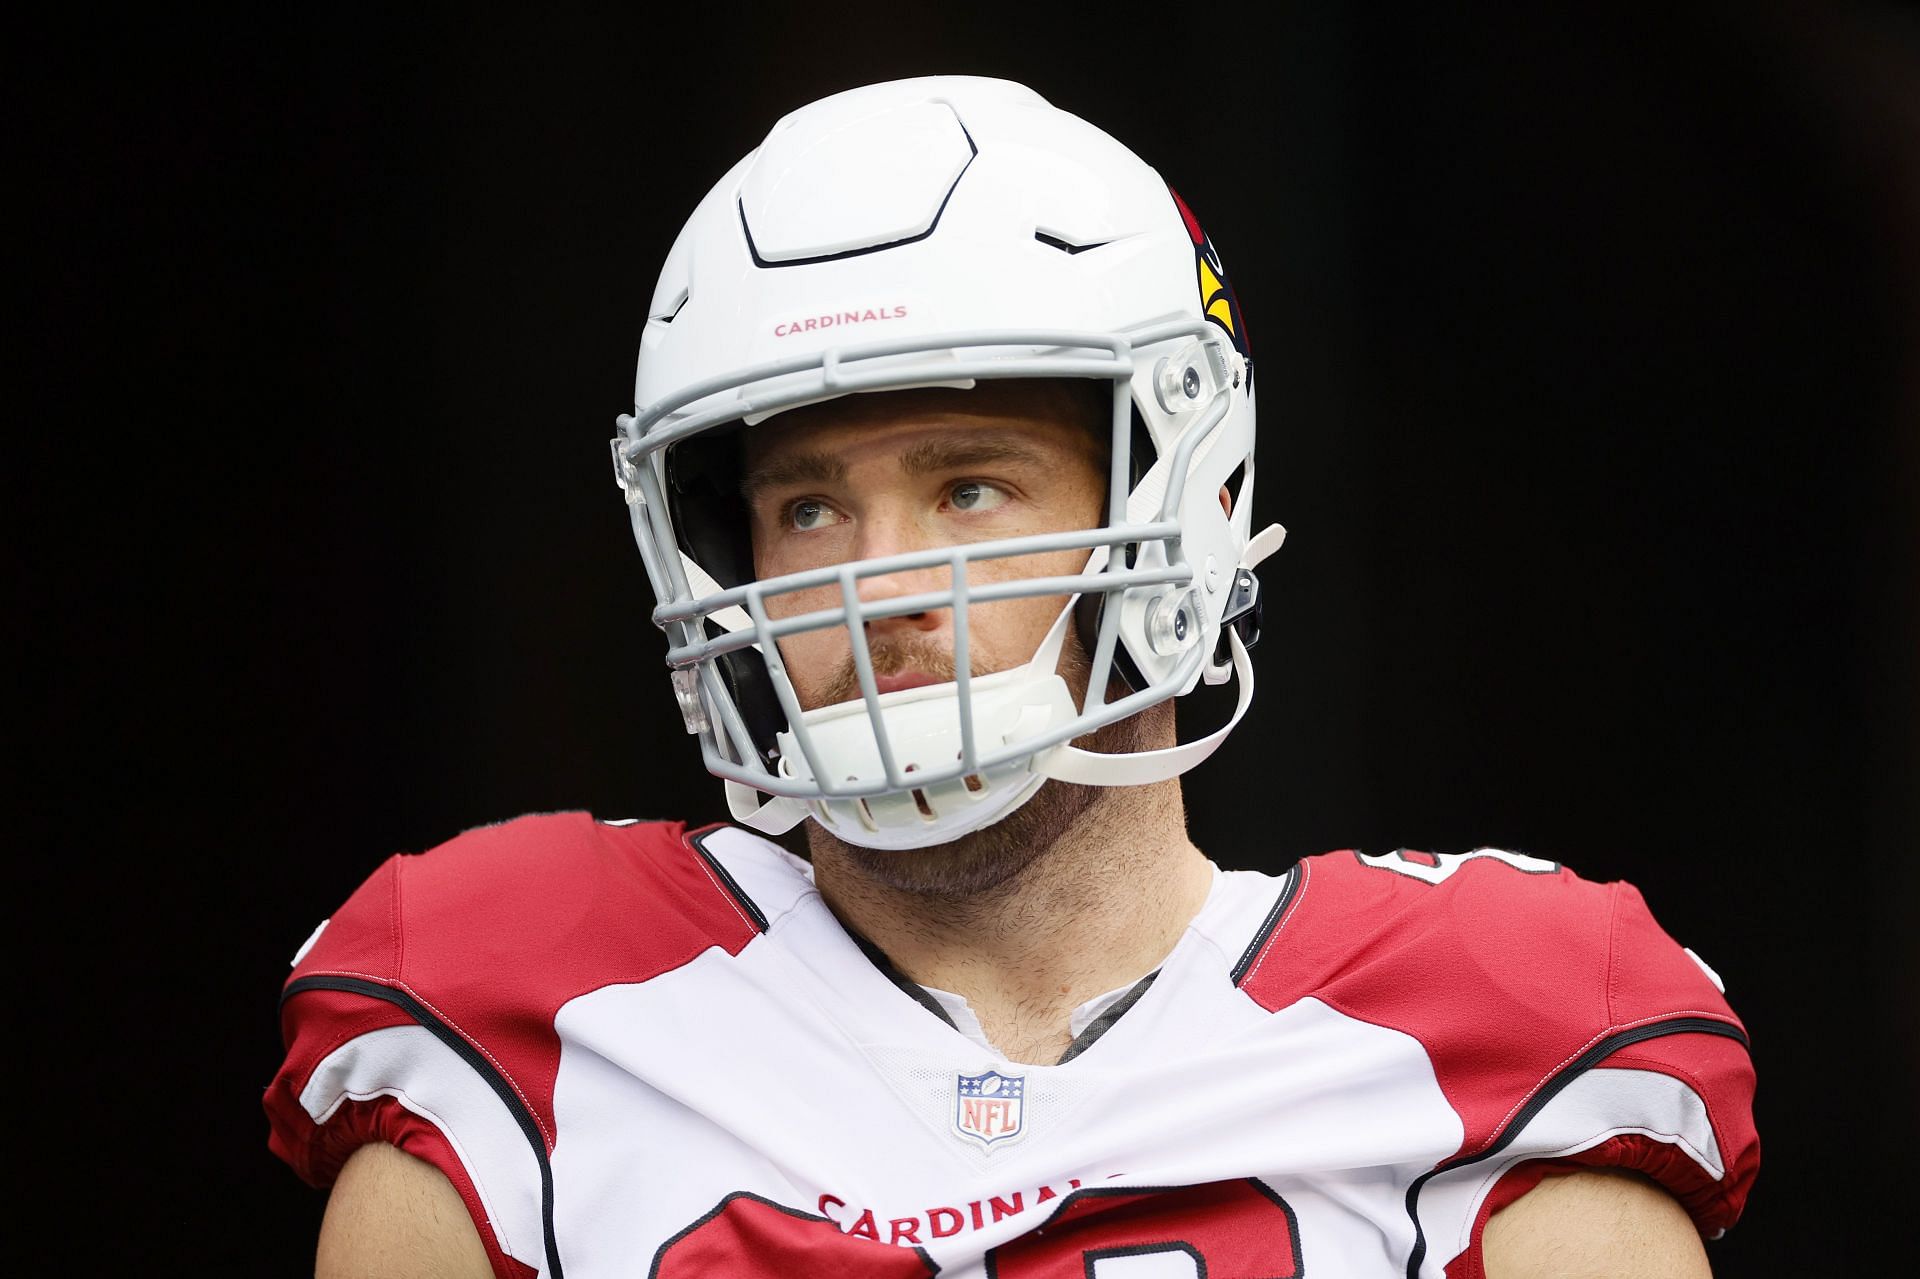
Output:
[1216, 570, 1263, 659]
[1212, 521, 1285, 664]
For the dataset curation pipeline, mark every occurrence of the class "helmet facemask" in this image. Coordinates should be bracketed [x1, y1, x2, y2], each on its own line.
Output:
[614, 323, 1272, 850]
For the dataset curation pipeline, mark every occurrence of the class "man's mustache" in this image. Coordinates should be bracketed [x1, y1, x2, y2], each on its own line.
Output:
[817, 634, 976, 707]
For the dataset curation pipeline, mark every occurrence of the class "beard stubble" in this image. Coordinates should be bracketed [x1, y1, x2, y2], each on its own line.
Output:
[803, 622, 1173, 900]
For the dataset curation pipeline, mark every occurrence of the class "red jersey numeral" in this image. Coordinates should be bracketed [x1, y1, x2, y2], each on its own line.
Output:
[653, 1181, 1303, 1278]
[986, 1181, 1303, 1278]
[650, 1192, 937, 1278]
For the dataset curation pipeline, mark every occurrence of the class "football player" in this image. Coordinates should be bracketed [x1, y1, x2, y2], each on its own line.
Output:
[267, 76, 1758, 1278]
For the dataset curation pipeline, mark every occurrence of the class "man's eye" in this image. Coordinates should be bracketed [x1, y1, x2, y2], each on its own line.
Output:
[786, 499, 844, 532]
[948, 481, 1008, 513]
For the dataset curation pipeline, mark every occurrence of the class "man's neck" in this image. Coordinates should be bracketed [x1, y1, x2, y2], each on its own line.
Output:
[806, 775, 1214, 1065]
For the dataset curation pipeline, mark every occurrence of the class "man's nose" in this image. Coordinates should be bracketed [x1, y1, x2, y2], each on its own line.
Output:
[852, 509, 949, 634]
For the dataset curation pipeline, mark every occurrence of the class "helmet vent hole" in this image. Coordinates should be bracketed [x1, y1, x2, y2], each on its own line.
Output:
[954, 752, 987, 794]
[902, 762, 935, 820]
[652, 287, 689, 324]
[1222, 460, 1248, 520]
[854, 797, 878, 832]
[1033, 229, 1111, 256]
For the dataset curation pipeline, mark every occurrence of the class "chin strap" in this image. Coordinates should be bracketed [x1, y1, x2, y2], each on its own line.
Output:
[727, 779, 809, 835]
[1034, 624, 1255, 786]
[1036, 520, 1284, 788]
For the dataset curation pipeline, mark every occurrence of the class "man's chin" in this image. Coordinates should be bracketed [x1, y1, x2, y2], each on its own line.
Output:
[808, 776, 1104, 899]
[803, 701, 1167, 899]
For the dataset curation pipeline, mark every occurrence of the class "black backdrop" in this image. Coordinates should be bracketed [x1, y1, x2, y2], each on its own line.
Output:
[21, 3, 1917, 1273]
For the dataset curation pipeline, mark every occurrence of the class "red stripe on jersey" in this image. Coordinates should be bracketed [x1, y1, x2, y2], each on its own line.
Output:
[1586, 1035, 1760, 1234]
[1236, 851, 1756, 1234]
[264, 988, 418, 1185]
[269, 814, 763, 1177]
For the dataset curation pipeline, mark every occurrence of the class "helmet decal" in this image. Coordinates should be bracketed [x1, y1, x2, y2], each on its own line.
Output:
[1168, 187, 1252, 375]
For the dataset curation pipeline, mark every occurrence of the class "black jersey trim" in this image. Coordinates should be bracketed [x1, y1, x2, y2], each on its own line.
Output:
[1055, 970, 1159, 1065]
[281, 974, 566, 1279]
[846, 929, 1163, 1062]
[687, 826, 770, 933]
[846, 928, 962, 1031]
[1230, 862, 1303, 986]
[1401, 1015, 1751, 1279]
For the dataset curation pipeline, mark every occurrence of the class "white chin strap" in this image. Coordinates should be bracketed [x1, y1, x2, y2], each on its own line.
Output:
[1041, 519, 1285, 785]
[727, 780, 806, 835]
[1034, 622, 1255, 786]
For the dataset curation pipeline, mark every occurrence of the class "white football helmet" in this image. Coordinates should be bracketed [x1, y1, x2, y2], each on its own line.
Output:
[612, 75, 1285, 850]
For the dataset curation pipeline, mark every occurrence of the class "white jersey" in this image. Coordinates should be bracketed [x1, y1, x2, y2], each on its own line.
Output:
[266, 814, 1758, 1278]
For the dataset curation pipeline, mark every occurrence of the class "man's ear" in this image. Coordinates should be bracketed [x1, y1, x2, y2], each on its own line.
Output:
[1219, 484, 1232, 516]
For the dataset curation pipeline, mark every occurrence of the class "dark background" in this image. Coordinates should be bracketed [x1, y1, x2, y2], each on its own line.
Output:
[21, 3, 1916, 1272]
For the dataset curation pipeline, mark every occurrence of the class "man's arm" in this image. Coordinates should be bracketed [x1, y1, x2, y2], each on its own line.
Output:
[1483, 1167, 1712, 1279]
[312, 1142, 1707, 1279]
[316, 1142, 493, 1279]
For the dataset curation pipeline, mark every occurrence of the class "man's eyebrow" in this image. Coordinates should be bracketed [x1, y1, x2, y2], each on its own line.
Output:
[896, 435, 1051, 476]
[740, 451, 846, 500]
[741, 434, 1057, 501]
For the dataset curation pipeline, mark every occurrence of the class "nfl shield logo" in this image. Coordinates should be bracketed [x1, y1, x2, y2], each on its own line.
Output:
[954, 1069, 1026, 1146]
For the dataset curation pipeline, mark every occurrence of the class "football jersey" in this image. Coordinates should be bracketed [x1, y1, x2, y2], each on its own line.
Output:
[264, 813, 1759, 1278]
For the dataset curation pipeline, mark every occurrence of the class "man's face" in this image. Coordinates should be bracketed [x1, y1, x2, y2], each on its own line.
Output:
[741, 381, 1109, 712]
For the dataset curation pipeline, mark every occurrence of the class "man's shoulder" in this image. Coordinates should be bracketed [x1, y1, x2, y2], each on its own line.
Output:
[1253, 848, 1757, 1238]
[391, 810, 701, 915]
[268, 814, 795, 1199]
[284, 813, 777, 999]
[1243, 846, 1737, 1039]
[1249, 845, 1601, 968]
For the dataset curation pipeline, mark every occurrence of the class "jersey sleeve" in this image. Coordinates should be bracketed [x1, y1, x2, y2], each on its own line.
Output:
[1237, 850, 1759, 1277]
[1449, 869, 1757, 1274]
[261, 812, 762, 1279]
[1593, 881, 1759, 1231]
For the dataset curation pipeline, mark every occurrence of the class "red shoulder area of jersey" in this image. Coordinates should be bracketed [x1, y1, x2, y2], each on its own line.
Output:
[1236, 850, 1753, 1166]
[273, 813, 761, 1157]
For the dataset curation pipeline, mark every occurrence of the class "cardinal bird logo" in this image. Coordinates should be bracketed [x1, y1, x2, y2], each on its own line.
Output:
[1169, 187, 1251, 387]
